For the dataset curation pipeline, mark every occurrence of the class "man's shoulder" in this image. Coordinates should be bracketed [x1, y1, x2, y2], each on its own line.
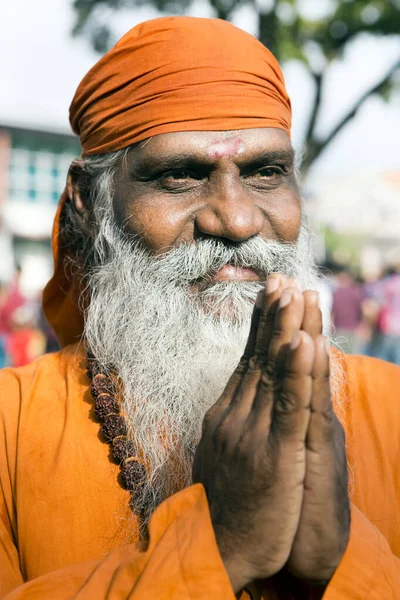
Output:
[0, 343, 87, 416]
[345, 353, 400, 390]
[344, 353, 400, 439]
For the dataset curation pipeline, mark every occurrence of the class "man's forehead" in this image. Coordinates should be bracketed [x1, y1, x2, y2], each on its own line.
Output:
[132, 128, 294, 164]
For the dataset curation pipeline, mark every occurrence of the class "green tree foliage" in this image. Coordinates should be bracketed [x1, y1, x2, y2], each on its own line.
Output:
[72, 0, 400, 172]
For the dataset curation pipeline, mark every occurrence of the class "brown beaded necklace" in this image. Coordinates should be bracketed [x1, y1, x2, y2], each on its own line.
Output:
[86, 349, 147, 498]
[87, 349, 260, 598]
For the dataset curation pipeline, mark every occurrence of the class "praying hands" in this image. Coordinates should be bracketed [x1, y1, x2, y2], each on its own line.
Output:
[193, 273, 350, 594]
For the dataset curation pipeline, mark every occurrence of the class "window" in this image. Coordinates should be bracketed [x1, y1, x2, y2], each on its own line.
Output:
[8, 147, 76, 205]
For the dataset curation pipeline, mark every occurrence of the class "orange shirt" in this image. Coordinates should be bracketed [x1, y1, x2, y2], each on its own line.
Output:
[0, 344, 399, 599]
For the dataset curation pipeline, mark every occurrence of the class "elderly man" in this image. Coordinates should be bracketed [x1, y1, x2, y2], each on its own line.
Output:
[0, 16, 399, 600]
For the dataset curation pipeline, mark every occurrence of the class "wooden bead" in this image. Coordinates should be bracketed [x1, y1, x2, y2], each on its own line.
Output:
[112, 437, 138, 464]
[94, 393, 119, 420]
[90, 373, 115, 398]
[86, 350, 110, 379]
[102, 414, 127, 442]
[121, 457, 146, 490]
[87, 358, 106, 379]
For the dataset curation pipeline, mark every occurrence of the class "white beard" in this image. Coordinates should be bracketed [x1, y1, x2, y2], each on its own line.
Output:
[84, 214, 320, 527]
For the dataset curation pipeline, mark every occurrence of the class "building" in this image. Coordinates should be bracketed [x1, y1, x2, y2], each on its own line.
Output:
[306, 170, 400, 277]
[0, 124, 80, 295]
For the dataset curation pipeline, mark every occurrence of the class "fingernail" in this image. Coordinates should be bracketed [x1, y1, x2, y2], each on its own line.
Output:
[293, 279, 301, 290]
[324, 337, 331, 353]
[291, 332, 302, 350]
[279, 291, 291, 308]
[256, 291, 264, 308]
[266, 277, 279, 294]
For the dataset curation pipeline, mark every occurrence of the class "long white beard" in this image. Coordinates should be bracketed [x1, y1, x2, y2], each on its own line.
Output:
[84, 215, 319, 527]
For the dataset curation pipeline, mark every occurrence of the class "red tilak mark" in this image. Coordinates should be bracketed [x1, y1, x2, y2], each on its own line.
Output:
[207, 137, 245, 159]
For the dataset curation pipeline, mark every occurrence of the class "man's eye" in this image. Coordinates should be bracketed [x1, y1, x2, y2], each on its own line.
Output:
[243, 166, 286, 187]
[162, 169, 194, 182]
[252, 167, 282, 178]
[159, 169, 203, 191]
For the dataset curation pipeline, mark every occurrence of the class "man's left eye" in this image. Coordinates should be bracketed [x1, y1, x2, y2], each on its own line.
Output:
[243, 166, 286, 187]
[252, 167, 282, 178]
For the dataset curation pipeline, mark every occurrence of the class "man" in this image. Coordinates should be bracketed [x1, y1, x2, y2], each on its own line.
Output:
[0, 16, 399, 599]
[369, 266, 400, 365]
[331, 270, 364, 354]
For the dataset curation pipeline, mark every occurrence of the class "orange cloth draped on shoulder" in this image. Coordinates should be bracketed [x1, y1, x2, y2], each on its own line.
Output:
[1, 349, 400, 598]
[42, 16, 291, 348]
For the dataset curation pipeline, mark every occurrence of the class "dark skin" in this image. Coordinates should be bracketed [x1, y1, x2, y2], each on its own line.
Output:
[69, 127, 350, 595]
[193, 275, 349, 594]
[112, 128, 301, 252]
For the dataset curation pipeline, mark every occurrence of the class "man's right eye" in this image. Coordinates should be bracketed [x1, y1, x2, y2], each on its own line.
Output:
[163, 169, 193, 181]
[159, 169, 203, 191]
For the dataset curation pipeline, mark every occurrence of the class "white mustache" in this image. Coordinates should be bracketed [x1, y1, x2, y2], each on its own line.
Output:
[143, 236, 301, 285]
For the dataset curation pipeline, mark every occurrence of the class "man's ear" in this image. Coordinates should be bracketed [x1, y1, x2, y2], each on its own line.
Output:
[66, 160, 93, 237]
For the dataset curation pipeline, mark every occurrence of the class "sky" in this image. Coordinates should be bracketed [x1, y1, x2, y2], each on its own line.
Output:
[0, 0, 399, 183]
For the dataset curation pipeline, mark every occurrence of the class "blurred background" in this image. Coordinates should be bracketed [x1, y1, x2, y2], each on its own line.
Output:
[0, 0, 399, 367]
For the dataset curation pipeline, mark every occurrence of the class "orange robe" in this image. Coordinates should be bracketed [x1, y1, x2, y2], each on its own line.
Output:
[0, 344, 399, 599]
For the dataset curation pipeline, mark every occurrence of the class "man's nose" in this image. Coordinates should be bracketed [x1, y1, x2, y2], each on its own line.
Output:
[194, 179, 265, 243]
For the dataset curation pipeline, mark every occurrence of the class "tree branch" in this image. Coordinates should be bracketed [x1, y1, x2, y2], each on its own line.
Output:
[303, 56, 400, 171]
[304, 71, 323, 146]
[258, 7, 278, 57]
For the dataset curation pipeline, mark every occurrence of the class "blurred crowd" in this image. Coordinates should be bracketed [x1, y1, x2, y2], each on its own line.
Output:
[0, 267, 58, 369]
[1, 263, 400, 369]
[326, 264, 400, 365]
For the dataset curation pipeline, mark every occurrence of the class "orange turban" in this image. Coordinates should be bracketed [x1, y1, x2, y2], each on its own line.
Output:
[43, 16, 292, 346]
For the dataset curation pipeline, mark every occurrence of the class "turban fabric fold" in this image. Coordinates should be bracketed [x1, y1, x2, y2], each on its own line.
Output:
[43, 16, 292, 346]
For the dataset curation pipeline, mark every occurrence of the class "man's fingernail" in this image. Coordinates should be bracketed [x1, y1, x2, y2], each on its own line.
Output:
[266, 277, 279, 294]
[293, 279, 301, 290]
[279, 291, 291, 308]
[291, 332, 302, 350]
[256, 291, 264, 308]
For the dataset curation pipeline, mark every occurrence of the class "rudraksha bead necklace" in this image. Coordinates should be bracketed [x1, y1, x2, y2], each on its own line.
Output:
[86, 349, 147, 499]
[87, 349, 265, 597]
[88, 350, 258, 597]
